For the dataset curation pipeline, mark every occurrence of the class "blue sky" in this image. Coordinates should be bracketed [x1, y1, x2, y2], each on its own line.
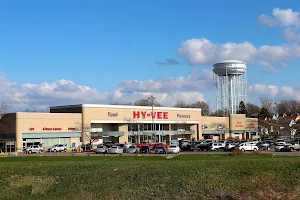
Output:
[0, 0, 300, 110]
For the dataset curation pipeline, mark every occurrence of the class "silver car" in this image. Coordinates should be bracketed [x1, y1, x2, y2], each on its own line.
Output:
[95, 145, 108, 154]
[127, 145, 137, 153]
[109, 146, 123, 154]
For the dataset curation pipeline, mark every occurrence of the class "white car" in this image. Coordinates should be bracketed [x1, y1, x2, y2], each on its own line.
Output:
[209, 142, 225, 151]
[167, 145, 180, 154]
[48, 144, 67, 152]
[24, 145, 44, 154]
[275, 142, 291, 151]
[109, 146, 123, 154]
[239, 142, 259, 151]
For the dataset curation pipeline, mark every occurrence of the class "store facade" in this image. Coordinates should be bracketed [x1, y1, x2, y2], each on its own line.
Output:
[0, 104, 259, 152]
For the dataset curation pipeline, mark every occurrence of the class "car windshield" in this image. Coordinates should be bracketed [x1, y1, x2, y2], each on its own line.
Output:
[129, 146, 135, 148]
[169, 145, 177, 148]
[141, 146, 148, 149]
[97, 145, 104, 148]
[111, 146, 117, 148]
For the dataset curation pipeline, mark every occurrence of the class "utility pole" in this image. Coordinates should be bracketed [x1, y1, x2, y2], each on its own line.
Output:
[149, 95, 155, 143]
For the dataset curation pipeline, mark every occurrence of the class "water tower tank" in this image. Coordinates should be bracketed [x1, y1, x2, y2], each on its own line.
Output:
[213, 60, 247, 116]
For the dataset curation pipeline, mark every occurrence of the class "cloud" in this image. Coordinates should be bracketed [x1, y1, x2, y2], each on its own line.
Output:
[258, 8, 300, 27]
[177, 38, 300, 71]
[0, 70, 211, 111]
[283, 28, 300, 43]
[248, 84, 300, 105]
[156, 58, 180, 66]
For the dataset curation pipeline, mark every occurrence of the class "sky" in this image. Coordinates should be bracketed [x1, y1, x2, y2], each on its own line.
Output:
[1, 0, 300, 111]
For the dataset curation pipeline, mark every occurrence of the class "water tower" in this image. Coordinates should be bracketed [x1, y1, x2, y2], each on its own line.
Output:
[213, 60, 247, 116]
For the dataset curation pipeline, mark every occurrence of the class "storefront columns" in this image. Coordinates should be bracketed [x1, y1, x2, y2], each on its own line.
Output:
[118, 124, 128, 144]
[16, 120, 22, 152]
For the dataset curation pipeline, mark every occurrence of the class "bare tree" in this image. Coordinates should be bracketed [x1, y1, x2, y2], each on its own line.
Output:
[134, 98, 161, 107]
[0, 102, 10, 130]
[174, 101, 210, 116]
[75, 122, 92, 150]
[210, 121, 228, 136]
[275, 100, 300, 116]
[246, 103, 260, 117]
[260, 99, 274, 113]
[110, 102, 132, 106]
[210, 109, 230, 117]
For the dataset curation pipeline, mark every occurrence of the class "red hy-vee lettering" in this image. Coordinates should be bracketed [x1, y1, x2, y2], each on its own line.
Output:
[133, 111, 168, 119]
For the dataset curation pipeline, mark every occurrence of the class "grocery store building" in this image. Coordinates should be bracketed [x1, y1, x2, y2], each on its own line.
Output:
[0, 104, 258, 152]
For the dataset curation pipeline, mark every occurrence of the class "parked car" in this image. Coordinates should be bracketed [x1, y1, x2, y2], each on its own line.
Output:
[167, 145, 180, 154]
[280, 145, 292, 152]
[104, 141, 114, 148]
[24, 145, 44, 154]
[239, 142, 259, 151]
[127, 145, 138, 153]
[275, 139, 285, 146]
[289, 143, 300, 151]
[109, 146, 123, 154]
[154, 146, 166, 154]
[95, 145, 108, 154]
[224, 143, 236, 151]
[208, 143, 225, 151]
[118, 144, 127, 153]
[196, 141, 211, 151]
[139, 146, 150, 153]
[48, 144, 67, 152]
[275, 143, 288, 152]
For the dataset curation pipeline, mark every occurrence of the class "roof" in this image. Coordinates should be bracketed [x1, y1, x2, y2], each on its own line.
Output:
[283, 116, 299, 120]
[259, 120, 283, 127]
[50, 104, 202, 112]
[214, 60, 246, 65]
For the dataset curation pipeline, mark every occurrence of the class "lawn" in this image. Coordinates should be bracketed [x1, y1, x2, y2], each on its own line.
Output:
[1, 154, 300, 200]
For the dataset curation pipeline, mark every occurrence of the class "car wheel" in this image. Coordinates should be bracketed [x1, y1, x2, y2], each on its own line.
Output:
[240, 149, 244, 152]
[28, 150, 32, 154]
[64, 149, 67, 152]
[290, 147, 294, 151]
[254, 148, 257, 151]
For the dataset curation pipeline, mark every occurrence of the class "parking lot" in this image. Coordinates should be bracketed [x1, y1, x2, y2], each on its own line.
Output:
[8, 148, 300, 157]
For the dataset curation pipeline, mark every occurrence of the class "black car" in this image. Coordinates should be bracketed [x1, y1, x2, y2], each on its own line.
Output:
[280, 145, 292, 152]
[140, 146, 150, 153]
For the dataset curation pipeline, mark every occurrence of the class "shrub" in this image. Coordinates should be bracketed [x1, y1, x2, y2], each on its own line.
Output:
[229, 149, 244, 156]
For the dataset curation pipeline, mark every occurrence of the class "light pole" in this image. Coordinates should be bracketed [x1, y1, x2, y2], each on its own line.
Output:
[148, 95, 155, 143]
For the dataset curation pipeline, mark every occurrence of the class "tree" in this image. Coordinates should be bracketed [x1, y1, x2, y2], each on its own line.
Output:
[237, 101, 247, 115]
[75, 122, 92, 149]
[134, 99, 161, 107]
[110, 102, 132, 106]
[275, 100, 300, 116]
[260, 99, 274, 114]
[210, 122, 228, 139]
[22, 108, 49, 112]
[0, 102, 10, 130]
[174, 101, 210, 116]
[246, 103, 260, 117]
[259, 107, 271, 120]
[210, 109, 230, 117]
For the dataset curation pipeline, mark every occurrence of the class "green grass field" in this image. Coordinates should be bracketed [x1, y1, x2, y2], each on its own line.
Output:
[1, 154, 300, 200]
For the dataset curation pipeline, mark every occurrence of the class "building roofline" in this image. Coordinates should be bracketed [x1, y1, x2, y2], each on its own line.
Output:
[50, 104, 202, 112]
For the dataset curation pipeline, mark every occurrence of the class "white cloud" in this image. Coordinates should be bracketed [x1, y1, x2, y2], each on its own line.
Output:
[283, 28, 300, 43]
[177, 38, 300, 71]
[0, 70, 211, 111]
[248, 84, 300, 105]
[258, 8, 300, 27]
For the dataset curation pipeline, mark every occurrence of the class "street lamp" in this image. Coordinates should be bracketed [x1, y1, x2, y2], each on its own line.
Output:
[148, 95, 155, 143]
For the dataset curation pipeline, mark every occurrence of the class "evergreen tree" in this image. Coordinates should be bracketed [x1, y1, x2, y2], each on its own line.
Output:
[237, 101, 247, 114]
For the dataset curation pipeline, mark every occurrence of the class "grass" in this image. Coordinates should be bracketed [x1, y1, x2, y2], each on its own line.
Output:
[1, 154, 300, 200]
